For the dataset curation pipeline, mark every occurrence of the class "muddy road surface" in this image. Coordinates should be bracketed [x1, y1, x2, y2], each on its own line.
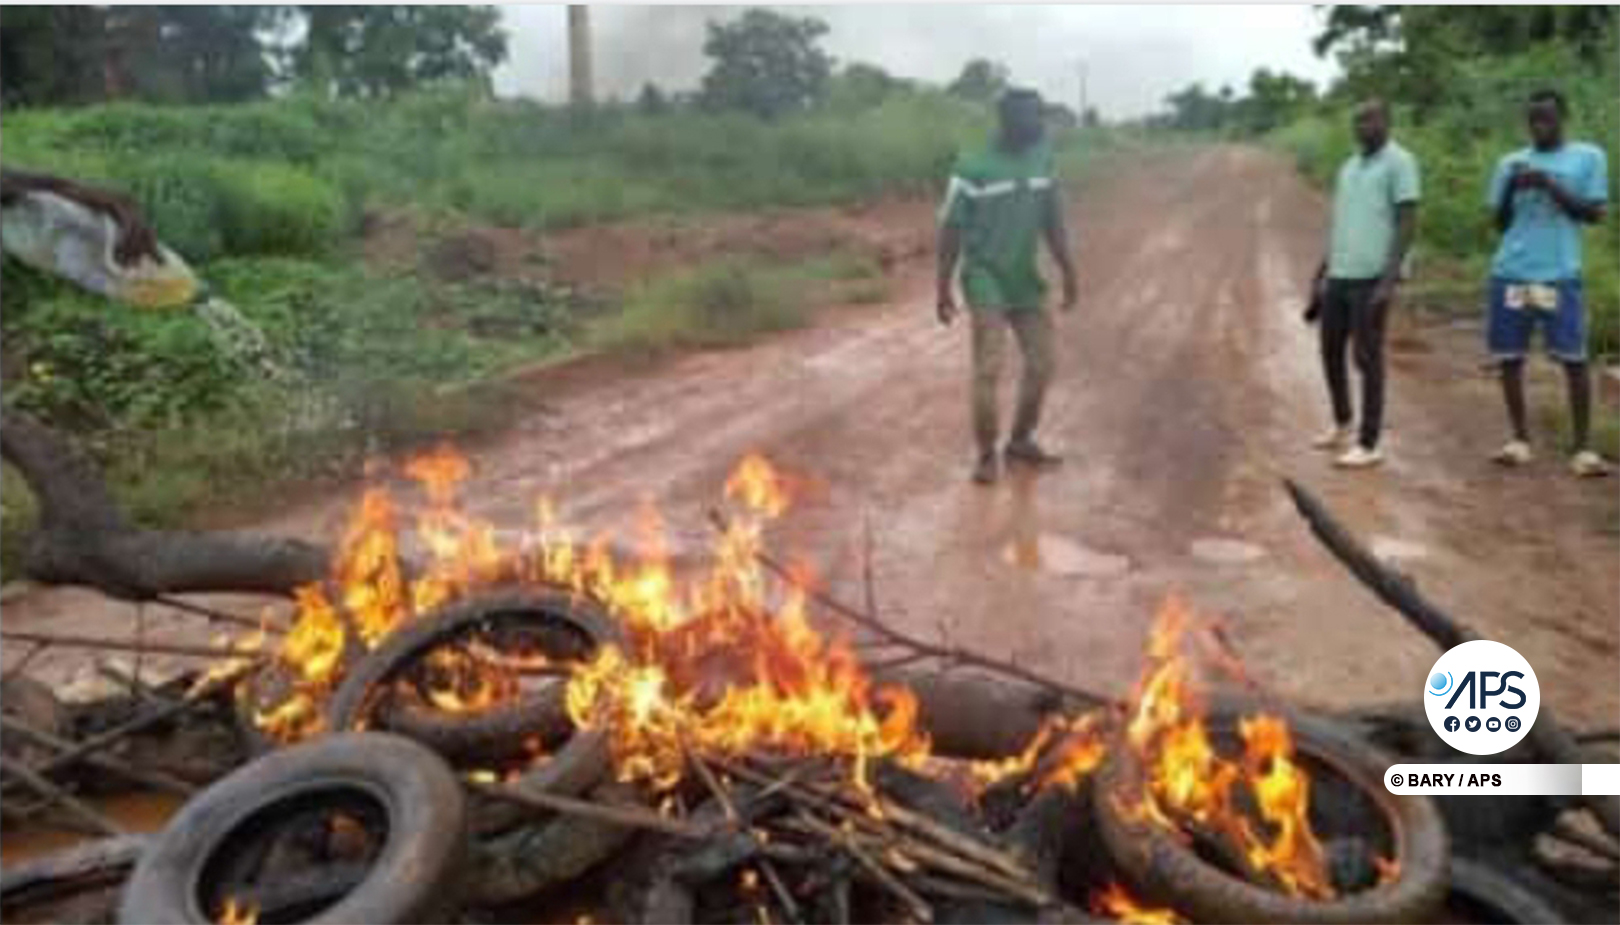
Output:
[7, 146, 1616, 727]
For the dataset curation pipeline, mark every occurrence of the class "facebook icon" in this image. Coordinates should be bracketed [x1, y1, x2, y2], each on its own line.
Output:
[1444, 716, 1461, 732]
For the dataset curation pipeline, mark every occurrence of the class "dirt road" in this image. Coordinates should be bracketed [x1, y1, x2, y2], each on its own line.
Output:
[8, 146, 1617, 727]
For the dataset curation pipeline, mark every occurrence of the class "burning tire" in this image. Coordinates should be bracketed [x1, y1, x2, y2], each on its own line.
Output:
[1, 835, 147, 924]
[1446, 858, 1567, 924]
[1093, 694, 1449, 924]
[326, 586, 617, 765]
[118, 732, 467, 925]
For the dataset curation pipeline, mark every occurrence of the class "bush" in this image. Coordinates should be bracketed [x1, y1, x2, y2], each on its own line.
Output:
[590, 261, 808, 353]
[212, 161, 346, 255]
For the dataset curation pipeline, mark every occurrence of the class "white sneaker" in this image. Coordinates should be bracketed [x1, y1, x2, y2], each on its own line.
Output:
[1491, 440, 1534, 467]
[1334, 445, 1385, 469]
[1312, 424, 1354, 451]
[1570, 450, 1611, 478]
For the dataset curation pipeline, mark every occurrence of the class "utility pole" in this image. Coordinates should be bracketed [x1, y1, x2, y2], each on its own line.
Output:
[1076, 59, 1089, 125]
[568, 5, 594, 107]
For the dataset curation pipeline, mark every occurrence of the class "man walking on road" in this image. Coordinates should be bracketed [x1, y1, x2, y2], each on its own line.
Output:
[1484, 89, 1610, 477]
[1308, 99, 1419, 469]
[937, 88, 1078, 485]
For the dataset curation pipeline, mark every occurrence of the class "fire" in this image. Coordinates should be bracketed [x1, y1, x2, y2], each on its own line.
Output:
[563, 459, 928, 789]
[1092, 882, 1183, 924]
[217, 897, 257, 925]
[250, 447, 928, 792]
[970, 711, 1107, 793]
[1123, 596, 1334, 898]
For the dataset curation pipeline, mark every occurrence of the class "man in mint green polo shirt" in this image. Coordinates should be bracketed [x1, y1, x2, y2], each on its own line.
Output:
[1307, 99, 1419, 470]
[936, 88, 1078, 485]
[1483, 89, 1610, 477]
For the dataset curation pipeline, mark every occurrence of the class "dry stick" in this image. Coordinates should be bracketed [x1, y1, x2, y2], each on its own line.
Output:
[2, 641, 48, 685]
[0, 755, 125, 837]
[152, 593, 287, 634]
[682, 745, 803, 925]
[0, 630, 260, 661]
[0, 715, 195, 797]
[132, 601, 148, 701]
[1284, 478, 1620, 841]
[1551, 815, 1620, 865]
[466, 780, 713, 841]
[869, 832, 1052, 907]
[709, 510, 1111, 709]
[793, 810, 935, 924]
[722, 758, 1043, 901]
[98, 663, 180, 706]
[869, 796, 1033, 885]
[0, 662, 252, 801]
[728, 754, 1032, 888]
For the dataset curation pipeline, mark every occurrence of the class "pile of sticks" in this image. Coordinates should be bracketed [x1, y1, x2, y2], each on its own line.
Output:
[636, 748, 1066, 925]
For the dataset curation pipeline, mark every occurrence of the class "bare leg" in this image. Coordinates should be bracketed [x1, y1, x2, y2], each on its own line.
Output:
[1564, 361, 1591, 452]
[1499, 359, 1530, 443]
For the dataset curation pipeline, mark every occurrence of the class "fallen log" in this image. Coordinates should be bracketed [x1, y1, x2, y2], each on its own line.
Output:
[1285, 478, 1620, 841]
[1, 409, 329, 599]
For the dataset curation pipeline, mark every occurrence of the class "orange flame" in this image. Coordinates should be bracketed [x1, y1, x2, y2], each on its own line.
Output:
[1123, 596, 1334, 898]
[217, 897, 258, 925]
[251, 449, 928, 792]
[1092, 882, 1183, 924]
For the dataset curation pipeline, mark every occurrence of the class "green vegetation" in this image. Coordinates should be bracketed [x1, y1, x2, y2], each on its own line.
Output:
[1269, 20, 1619, 360]
[590, 252, 884, 354]
[3, 5, 1106, 575]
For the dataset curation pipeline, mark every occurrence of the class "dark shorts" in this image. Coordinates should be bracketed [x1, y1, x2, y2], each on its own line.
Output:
[1487, 277, 1586, 363]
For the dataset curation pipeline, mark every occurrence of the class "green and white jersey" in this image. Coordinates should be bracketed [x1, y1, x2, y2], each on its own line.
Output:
[940, 143, 1059, 312]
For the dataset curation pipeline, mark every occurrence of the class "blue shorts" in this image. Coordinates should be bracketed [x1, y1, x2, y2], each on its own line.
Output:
[1487, 277, 1586, 363]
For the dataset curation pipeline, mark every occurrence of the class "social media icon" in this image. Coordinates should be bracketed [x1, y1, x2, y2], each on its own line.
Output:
[1486, 717, 1502, 732]
[1465, 716, 1482, 732]
[1444, 716, 1460, 732]
[1505, 716, 1521, 732]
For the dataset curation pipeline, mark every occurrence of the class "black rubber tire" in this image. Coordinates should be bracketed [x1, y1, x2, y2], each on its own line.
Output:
[326, 585, 616, 764]
[1, 834, 148, 922]
[1093, 692, 1449, 924]
[118, 732, 467, 925]
[1448, 858, 1568, 924]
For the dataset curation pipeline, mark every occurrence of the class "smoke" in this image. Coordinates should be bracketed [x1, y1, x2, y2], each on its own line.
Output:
[494, 5, 1336, 119]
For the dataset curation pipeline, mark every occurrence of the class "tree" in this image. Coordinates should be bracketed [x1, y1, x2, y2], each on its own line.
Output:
[292, 5, 508, 98]
[698, 9, 832, 118]
[947, 58, 1009, 102]
[1311, 5, 1617, 115]
[1, 5, 281, 105]
[0, 6, 108, 105]
[1163, 83, 1230, 132]
[1239, 68, 1316, 133]
[636, 81, 670, 116]
[825, 62, 910, 111]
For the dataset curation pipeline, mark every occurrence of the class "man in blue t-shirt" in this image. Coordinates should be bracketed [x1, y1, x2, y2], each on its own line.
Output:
[1485, 89, 1611, 477]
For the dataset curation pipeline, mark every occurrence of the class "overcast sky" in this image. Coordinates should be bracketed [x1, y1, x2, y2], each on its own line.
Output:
[494, 4, 1339, 118]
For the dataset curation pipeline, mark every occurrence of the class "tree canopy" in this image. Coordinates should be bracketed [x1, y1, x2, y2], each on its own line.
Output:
[698, 9, 833, 119]
[0, 5, 508, 106]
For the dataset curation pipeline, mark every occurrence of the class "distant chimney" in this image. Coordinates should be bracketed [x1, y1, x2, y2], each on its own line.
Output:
[568, 5, 593, 106]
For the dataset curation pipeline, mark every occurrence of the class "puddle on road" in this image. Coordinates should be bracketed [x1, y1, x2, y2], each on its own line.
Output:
[1189, 536, 1269, 565]
[1003, 533, 1132, 578]
[1371, 536, 1431, 563]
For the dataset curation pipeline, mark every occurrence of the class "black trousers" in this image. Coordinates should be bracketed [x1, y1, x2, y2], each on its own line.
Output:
[1320, 278, 1389, 449]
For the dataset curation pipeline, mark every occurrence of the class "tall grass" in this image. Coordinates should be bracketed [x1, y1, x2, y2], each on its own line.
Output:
[2, 87, 990, 235]
[1271, 42, 1619, 358]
